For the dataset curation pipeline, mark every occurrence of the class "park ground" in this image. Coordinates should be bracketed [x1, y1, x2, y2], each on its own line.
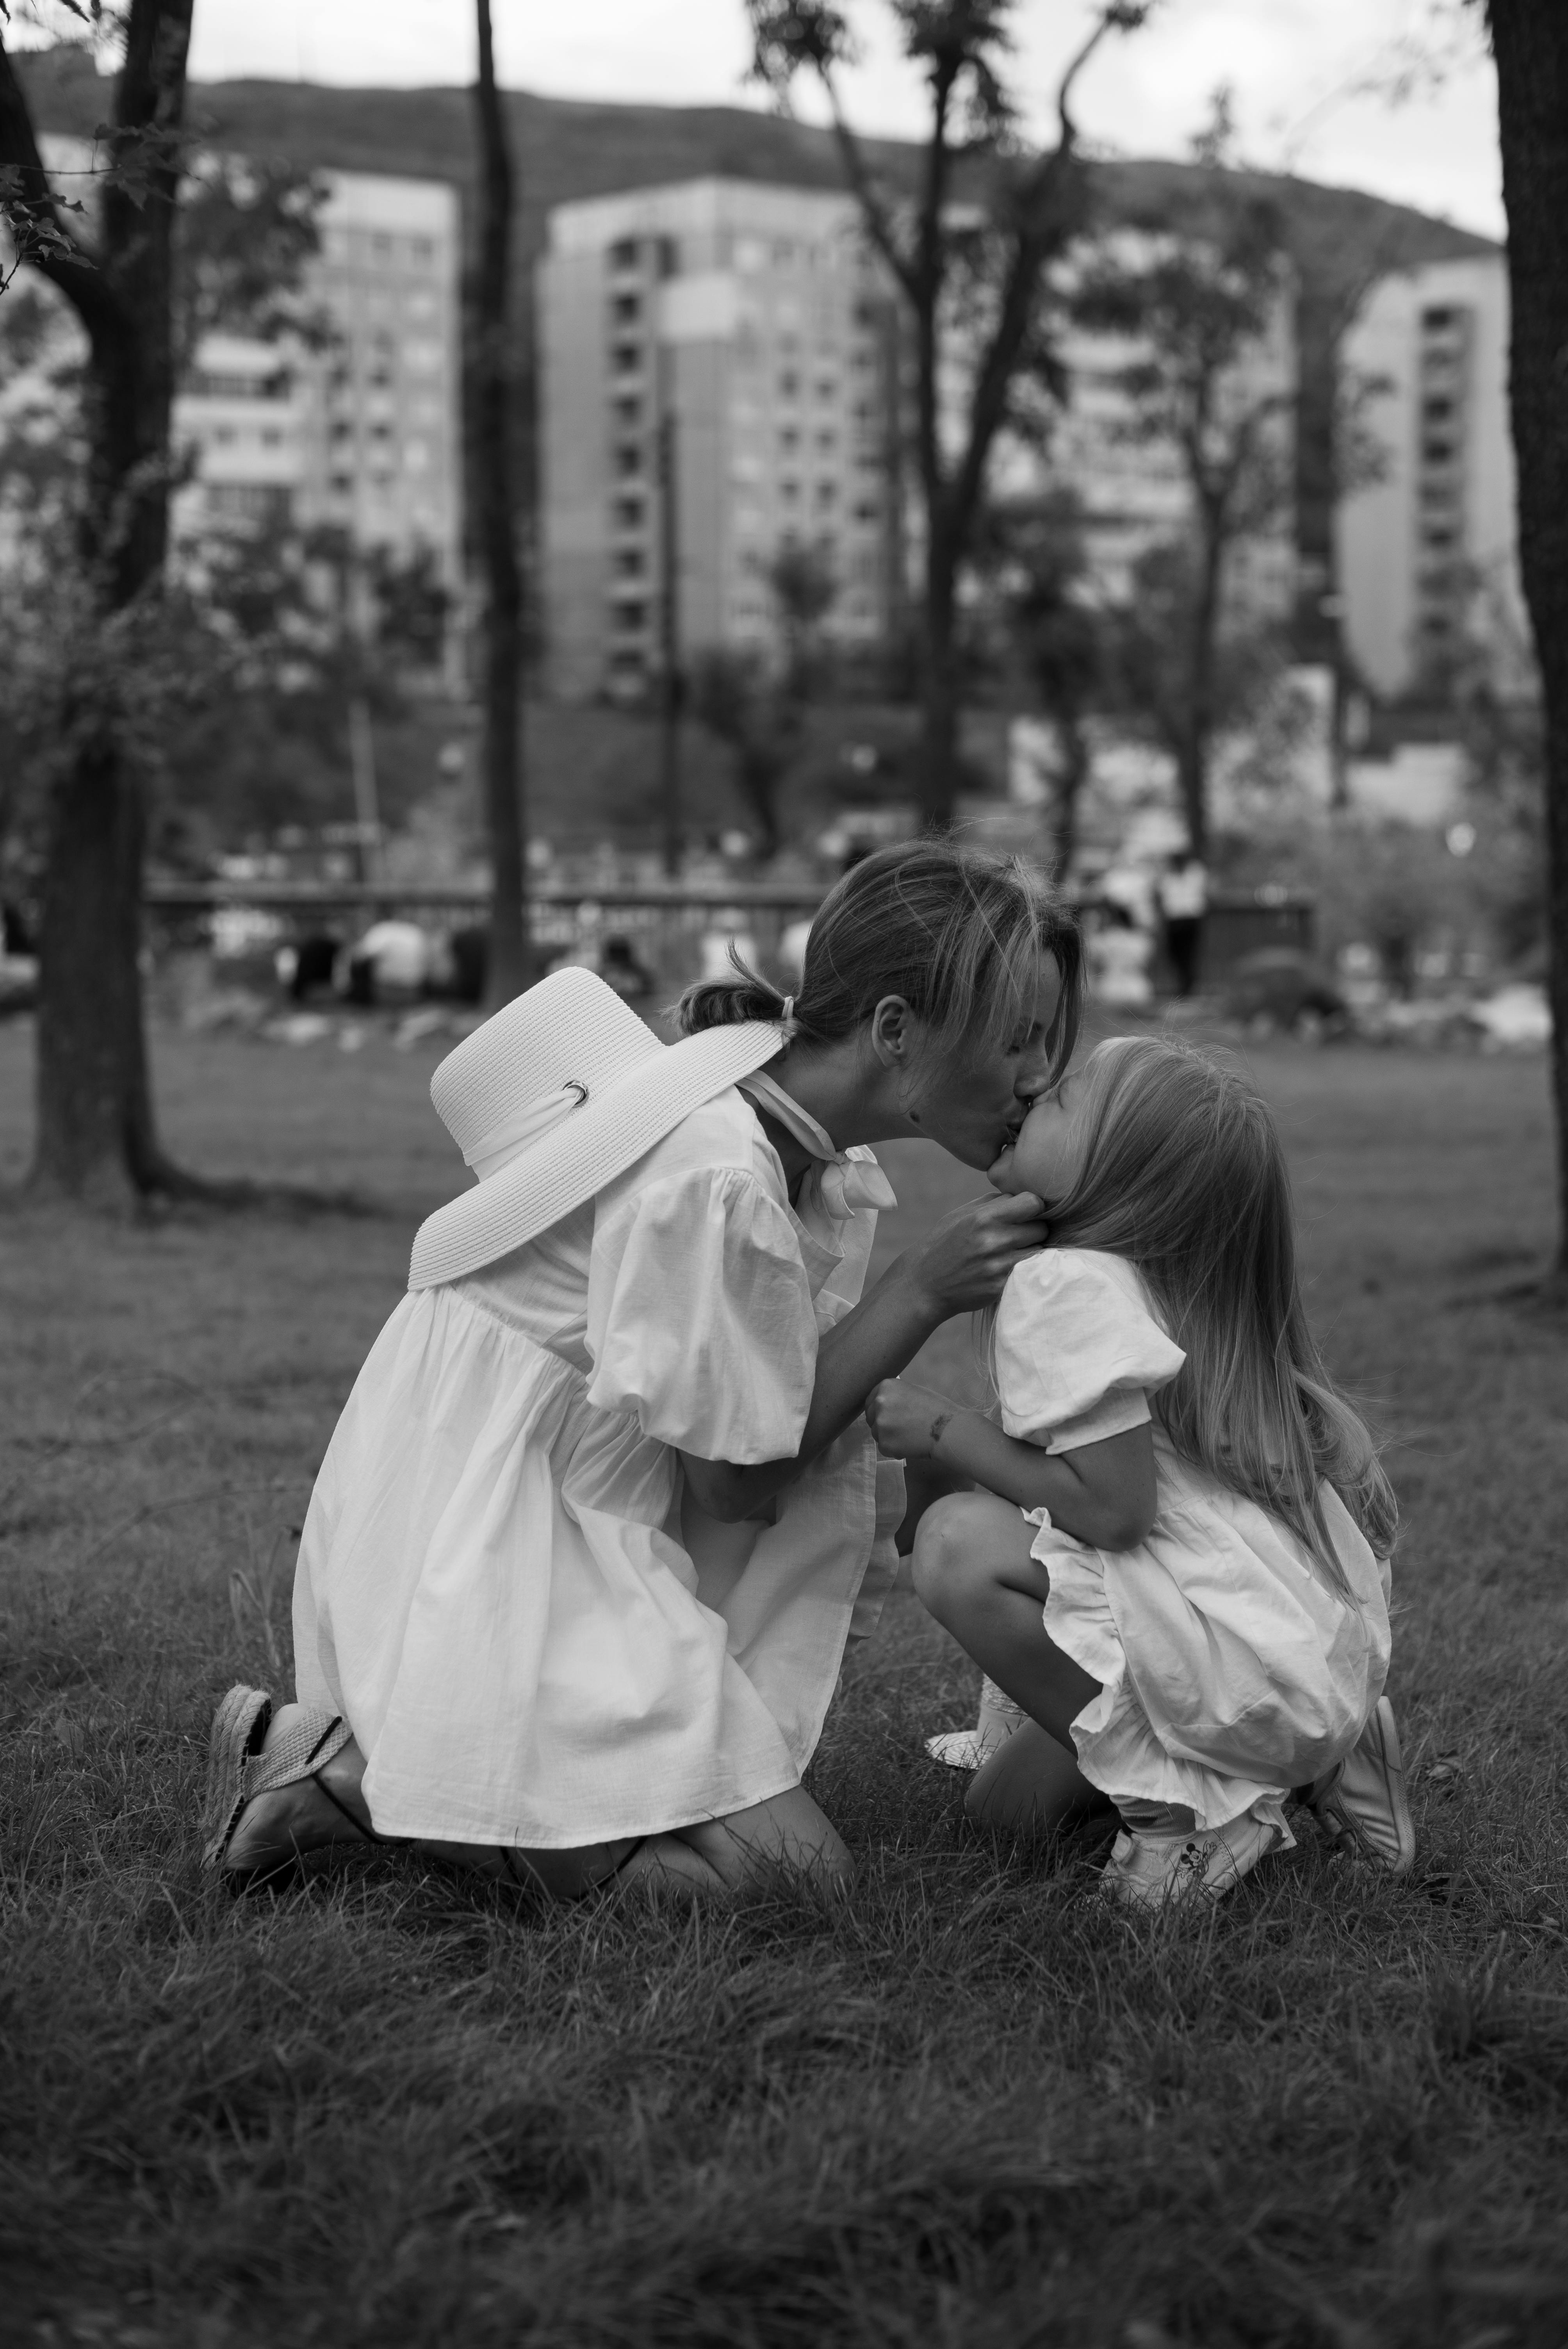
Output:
[2, 1014, 1567, 2348]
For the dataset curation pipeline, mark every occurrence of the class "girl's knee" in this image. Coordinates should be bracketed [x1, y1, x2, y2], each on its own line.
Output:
[910, 1491, 983, 1614]
[911, 1490, 1000, 1622]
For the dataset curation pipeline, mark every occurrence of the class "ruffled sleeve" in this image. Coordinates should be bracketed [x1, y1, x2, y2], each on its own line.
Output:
[586, 1166, 817, 1461]
[994, 1248, 1185, 1455]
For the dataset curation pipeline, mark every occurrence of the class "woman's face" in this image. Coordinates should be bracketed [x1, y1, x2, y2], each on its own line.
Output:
[910, 953, 1064, 1171]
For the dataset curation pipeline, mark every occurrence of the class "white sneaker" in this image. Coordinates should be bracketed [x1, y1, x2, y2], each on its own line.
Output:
[1101, 1806, 1282, 1910]
[1308, 1698, 1415, 1877]
[924, 1677, 1029, 1772]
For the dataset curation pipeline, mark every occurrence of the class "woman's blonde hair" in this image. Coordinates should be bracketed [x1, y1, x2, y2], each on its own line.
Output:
[677, 839, 1082, 1086]
[1045, 1034, 1397, 1584]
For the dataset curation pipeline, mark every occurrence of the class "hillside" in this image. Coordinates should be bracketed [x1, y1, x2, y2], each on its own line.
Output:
[20, 42, 1497, 299]
[18, 45, 1499, 629]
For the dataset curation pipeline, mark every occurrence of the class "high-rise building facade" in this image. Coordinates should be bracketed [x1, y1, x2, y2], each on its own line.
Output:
[173, 169, 463, 591]
[1336, 251, 1524, 700]
[989, 240, 1298, 632]
[22, 143, 462, 590]
[539, 178, 899, 702]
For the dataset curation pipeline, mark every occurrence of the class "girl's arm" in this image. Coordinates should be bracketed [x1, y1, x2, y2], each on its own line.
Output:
[865, 1376, 1158, 1552]
[678, 1192, 1049, 1525]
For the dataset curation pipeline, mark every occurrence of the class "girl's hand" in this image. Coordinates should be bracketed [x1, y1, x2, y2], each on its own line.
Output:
[901, 1191, 1048, 1318]
[866, 1377, 957, 1461]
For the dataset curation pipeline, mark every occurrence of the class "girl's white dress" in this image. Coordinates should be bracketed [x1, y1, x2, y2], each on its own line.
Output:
[995, 1248, 1392, 1841]
[291, 1088, 904, 1848]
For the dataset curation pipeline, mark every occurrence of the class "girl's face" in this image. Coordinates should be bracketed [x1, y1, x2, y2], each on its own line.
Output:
[910, 953, 1064, 1171]
[987, 1060, 1096, 1205]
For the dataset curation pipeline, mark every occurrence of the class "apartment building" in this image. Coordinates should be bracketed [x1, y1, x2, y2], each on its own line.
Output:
[22, 141, 460, 585]
[991, 243, 1298, 631]
[1336, 250, 1524, 700]
[538, 178, 899, 701]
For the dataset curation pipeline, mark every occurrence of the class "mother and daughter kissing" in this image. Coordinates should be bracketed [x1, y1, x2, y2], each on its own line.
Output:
[203, 840, 1413, 1912]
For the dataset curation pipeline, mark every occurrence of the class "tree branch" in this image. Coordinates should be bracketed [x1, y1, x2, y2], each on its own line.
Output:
[813, 58, 918, 304]
[0, 34, 121, 331]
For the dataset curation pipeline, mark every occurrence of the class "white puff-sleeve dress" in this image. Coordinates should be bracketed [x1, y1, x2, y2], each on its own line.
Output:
[994, 1248, 1393, 1842]
[290, 1089, 905, 1848]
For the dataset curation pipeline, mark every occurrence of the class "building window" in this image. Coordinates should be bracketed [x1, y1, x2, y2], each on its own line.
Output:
[778, 426, 800, 454]
[411, 236, 435, 262]
[780, 479, 800, 506]
[613, 495, 646, 529]
[613, 342, 643, 374]
[616, 548, 645, 578]
[816, 428, 837, 453]
[777, 371, 800, 401]
[614, 396, 642, 430]
[816, 481, 837, 510]
[611, 600, 648, 632]
[372, 233, 393, 258]
[613, 294, 642, 329]
[610, 237, 640, 270]
[616, 444, 643, 478]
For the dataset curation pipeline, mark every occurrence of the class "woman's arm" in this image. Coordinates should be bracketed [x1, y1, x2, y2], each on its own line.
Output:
[864, 1376, 1158, 1552]
[677, 1192, 1048, 1524]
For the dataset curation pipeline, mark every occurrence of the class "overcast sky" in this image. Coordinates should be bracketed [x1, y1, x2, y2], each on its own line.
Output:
[178, 0, 1502, 242]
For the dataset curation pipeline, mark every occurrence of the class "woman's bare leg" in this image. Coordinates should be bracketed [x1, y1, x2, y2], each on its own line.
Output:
[227, 1718, 848, 1903]
[616, 1781, 853, 1897]
[913, 1491, 1108, 1827]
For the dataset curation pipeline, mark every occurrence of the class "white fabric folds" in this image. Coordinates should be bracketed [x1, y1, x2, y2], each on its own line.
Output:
[996, 1247, 1393, 1837]
[292, 1087, 905, 1848]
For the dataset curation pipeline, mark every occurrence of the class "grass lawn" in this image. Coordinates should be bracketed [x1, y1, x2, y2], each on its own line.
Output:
[3, 1013, 1567, 2348]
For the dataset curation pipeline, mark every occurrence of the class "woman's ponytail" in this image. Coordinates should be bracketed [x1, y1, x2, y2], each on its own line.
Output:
[675, 946, 794, 1036]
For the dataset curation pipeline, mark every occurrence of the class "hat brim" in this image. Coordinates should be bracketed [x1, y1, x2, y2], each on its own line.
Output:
[408, 1021, 786, 1289]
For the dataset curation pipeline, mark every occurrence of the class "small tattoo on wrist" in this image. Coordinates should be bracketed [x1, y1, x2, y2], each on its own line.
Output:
[929, 1410, 952, 1451]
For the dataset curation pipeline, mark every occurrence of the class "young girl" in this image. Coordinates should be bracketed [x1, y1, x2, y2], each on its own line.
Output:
[866, 1034, 1413, 1909]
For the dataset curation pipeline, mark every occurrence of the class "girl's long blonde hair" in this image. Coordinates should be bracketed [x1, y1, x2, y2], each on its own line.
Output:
[1043, 1035, 1397, 1585]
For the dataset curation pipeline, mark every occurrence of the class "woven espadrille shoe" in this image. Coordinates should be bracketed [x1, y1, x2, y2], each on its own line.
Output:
[202, 1685, 372, 1887]
[1306, 1698, 1415, 1877]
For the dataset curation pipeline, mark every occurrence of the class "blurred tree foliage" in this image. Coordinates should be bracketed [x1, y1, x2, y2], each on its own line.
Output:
[0, 150, 449, 890]
[1070, 96, 1297, 857]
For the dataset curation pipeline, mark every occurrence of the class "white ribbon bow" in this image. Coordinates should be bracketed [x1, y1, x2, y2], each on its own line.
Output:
[739, 1069, 897, 1216]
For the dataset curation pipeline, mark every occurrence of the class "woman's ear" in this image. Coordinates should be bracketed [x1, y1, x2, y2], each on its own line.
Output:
[868, 994, 914, 1070]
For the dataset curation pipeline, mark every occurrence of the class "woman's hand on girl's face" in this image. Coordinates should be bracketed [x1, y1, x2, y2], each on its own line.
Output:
[904, 1191, 1048, 1317]
[866, 1377, 952, 1460]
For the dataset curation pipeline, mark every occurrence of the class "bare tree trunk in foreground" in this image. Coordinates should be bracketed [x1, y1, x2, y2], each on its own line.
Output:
[0, 2, 198, 1203]
[1488, 0, 1568, 1284]
[470, 0, 529, 1008]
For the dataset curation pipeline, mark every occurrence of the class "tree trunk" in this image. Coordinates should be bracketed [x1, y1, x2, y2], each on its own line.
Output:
[919, 518, 960, 829]
[34, 738, 162, 1201]
[1488, 0, 1568, 1280]
[5, 2, 195, 1203]
[1178, 523, 1226, 860]
[1048, 721, 1091, 882]
[470, 0, 529, 1008]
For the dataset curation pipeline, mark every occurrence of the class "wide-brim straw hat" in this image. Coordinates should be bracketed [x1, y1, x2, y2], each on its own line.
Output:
[408, 966, 785, 1290]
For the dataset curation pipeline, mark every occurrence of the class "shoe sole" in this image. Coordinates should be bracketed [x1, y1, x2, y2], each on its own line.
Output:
[925, 1731, 983, 1770]
[1321, 1697, 1416, 1877]
[200, 1684, 272, 1869]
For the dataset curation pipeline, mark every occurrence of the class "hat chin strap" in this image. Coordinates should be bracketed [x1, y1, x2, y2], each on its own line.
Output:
[465, 1082, 588, 1182]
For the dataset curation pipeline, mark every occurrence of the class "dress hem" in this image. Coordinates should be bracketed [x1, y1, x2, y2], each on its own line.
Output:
[363, 1761, 807, 1851]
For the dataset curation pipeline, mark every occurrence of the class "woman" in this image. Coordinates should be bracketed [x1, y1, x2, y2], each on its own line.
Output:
[203, 843, 1082, 1898]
